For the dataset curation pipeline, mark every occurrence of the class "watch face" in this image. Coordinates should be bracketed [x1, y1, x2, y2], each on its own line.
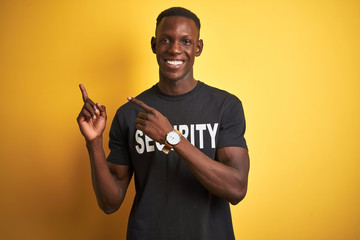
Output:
[166, 131, 181, 145]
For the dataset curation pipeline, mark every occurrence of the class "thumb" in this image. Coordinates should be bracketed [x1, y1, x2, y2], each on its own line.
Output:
[96, 103, 106, 118]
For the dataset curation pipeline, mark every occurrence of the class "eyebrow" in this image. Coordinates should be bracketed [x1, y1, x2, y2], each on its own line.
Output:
[158, 33, 194, 38]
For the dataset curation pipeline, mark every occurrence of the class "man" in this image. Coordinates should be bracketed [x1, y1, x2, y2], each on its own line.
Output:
[77, 7, 249, 240]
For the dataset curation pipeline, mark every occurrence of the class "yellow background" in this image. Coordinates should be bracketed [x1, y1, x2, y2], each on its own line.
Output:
[0, 0, 359, 239]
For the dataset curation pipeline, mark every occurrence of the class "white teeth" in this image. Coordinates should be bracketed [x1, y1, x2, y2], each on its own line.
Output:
[167, 60, 183, 66]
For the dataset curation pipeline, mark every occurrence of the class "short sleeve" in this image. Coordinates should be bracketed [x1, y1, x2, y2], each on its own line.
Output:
[217, 96, 247, 149]
[107, 111, 131, 165]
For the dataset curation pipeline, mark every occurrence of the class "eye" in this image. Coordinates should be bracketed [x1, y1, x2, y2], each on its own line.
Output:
[183, 39, 192, 45]
[160, 38, 170, 44]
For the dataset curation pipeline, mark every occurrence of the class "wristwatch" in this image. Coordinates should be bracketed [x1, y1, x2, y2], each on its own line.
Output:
[162, 129, 182, 154]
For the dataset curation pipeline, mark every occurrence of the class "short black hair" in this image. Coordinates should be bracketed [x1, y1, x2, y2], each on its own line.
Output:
[156, 7, 201, 31]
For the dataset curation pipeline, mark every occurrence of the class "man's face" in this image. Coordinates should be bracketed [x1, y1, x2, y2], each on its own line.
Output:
[152, 16, 203, 82]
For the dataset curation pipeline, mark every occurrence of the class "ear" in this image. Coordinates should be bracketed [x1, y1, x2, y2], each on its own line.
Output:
[195, 39, 203, 57]
[151, 37, 156, 54]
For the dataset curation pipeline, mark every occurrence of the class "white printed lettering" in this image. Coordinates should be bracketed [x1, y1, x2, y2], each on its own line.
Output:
[135, 130, 145, 154]
[190, 124, 195, 145]
[207, 123, 218, 148]
[145, 135, 155, 152]
[178, 125, 189, 139]
[134, 123, 219, 154]
[196, 124, 206, 149]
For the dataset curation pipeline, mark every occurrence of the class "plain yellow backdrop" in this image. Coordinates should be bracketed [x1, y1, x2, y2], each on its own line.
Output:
[0, 0, 359, 239]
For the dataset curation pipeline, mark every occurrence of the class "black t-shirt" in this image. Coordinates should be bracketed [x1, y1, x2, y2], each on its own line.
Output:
[107, 81, 247, 240]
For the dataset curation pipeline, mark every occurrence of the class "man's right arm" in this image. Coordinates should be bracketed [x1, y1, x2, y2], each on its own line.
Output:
[77, 84, 131, 214]
[86, 137, 132, 214]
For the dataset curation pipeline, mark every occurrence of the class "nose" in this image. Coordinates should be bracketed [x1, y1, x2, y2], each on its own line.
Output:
[168, 41, 182, 54]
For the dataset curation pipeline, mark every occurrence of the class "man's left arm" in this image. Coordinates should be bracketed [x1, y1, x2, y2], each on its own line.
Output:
[174, 139, 249, 205]
[128, 97, 250, 205]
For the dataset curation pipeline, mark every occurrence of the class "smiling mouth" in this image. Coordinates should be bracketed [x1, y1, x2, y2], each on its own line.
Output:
[165, 60, 185, 67]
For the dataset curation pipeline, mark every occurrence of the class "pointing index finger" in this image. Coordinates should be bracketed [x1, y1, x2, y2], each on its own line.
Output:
[128, 97, 153, 113]
[79, 84, 88, 102]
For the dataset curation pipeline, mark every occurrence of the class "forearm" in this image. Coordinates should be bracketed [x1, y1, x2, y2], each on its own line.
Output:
[174, 138, 248, 205]
[86, 137, 124, 213]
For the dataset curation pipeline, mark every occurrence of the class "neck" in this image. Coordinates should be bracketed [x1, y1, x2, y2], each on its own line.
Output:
[157, 74, 198, 95]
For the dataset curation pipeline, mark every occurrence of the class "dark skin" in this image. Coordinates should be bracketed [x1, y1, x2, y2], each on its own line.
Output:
[77, 16, 249, 213]
[151, 16, 203, 95]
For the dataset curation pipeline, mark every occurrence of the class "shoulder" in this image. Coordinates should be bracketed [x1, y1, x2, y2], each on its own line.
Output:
[199, 82, 242, 107]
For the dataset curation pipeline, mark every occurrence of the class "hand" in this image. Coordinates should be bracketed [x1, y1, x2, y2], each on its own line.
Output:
[128, 97, 173, 143]
[77, 84, 107, 142]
